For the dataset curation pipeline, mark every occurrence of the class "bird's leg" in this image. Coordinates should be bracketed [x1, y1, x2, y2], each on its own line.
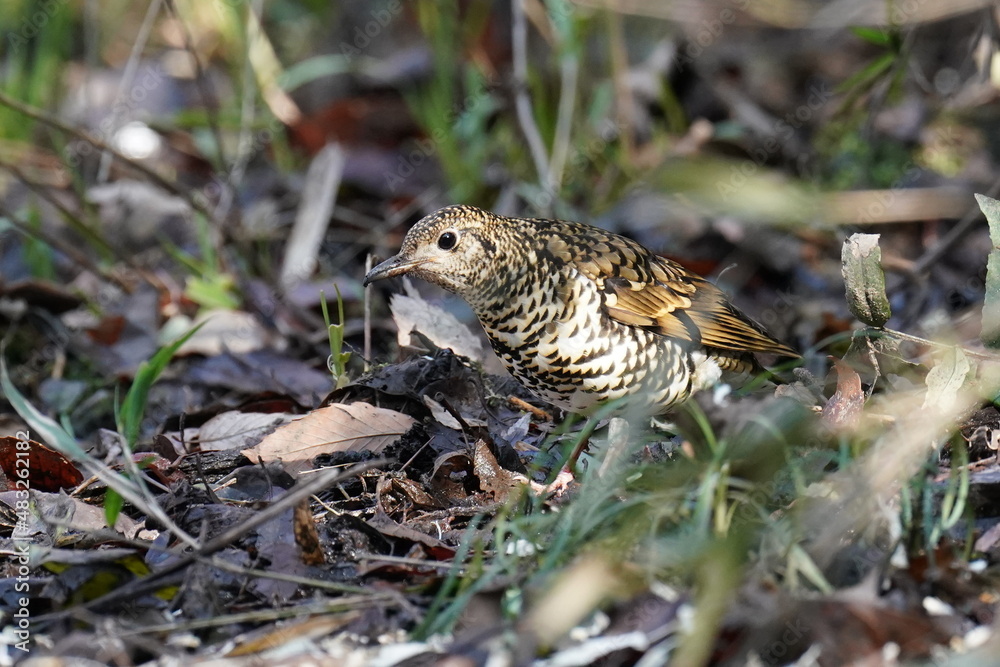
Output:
[545, 417, 634, 493]
[566, 415, 599, 472]
[529, 415, 597, 496]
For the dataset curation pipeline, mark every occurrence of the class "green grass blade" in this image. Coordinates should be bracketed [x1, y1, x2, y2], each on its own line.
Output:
[117, 323, 206, 448]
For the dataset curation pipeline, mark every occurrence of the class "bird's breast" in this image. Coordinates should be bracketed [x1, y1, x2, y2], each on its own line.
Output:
[474, 269, 696, 413]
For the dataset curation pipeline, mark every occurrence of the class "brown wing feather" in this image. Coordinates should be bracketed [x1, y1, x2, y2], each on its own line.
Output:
[543, 219, 797, 358]
[579, 243, 796, 357]
[680, 279, 798, 356]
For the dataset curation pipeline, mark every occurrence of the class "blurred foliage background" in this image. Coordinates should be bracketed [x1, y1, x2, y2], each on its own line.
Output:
[4, 0, 1000, 663]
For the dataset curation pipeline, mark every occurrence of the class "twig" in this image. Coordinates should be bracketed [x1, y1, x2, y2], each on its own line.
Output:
[511, 0, 553, 194]
[0, 202, 133, 291]
[163, 0, 228, 169]
[97, 0, 163, 183]
[509, 395, 552, 421]
[911, 175, 1000, 274]
[211, 0, 268, 228]
[114, 602, 373, 635]
[606, 8, 635, 162]
[33, 460, 387, 623]
[364, 253, 373, 371]
[0, 89, 217, 224]
[870, 326, 999, 362]
[548, 46, 579, 189]
[357, 553, 467, 571]
[0, 157, 121, 261]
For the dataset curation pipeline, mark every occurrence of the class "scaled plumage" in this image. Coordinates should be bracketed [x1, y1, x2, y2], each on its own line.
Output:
[364, 205, 797, 415]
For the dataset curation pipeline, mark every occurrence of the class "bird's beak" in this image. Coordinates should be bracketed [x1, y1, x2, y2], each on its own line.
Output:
[363, 254, 431, 286]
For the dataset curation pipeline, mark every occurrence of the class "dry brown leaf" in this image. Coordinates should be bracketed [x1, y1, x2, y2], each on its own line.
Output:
[244, 402, 415, 474]
[367, 508, 448, 549]
[293, 498, 325, 565]
[473, 440, 520, 502]
[821, 358, 864, 431]
[189, 411, 295, 452]
[172, 309, 271, 356]
[390, 280, 487, 362]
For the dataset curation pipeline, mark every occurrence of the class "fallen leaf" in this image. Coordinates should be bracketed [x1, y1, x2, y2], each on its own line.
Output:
[391, 280, 487, 363]
[0, 435, 84, 492]
[191, 411, 295, 452]
[367, 508, 448, 549]
[293, 498, 325, 565]
[821, 358, 864, 431]
[924, 347, 970, 412]
[245, 402, 414, 474]
[170, 309, 271, 356]
[473, 440, 520, 502]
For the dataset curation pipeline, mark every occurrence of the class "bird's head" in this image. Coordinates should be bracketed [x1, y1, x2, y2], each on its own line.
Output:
[363, 205, 512, 299]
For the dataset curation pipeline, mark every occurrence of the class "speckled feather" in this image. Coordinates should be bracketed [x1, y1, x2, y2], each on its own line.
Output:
[364, 205, 797, 415]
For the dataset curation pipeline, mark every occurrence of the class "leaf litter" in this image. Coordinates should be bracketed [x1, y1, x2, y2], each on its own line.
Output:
[4, 5, 1000, 665]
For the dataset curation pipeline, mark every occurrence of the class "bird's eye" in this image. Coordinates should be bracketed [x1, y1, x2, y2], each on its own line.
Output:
[437, 231, 458, 251]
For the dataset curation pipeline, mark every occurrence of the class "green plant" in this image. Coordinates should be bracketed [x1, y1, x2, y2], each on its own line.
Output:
[406, 2, 498, 203]
[816, 26, 911, 189]
[161, 215, 240, 310]
[106, 323, 204, 525]
[320, 287, 352, 389]
[1, 326, 203, 537]
[0, 0, 75, 142]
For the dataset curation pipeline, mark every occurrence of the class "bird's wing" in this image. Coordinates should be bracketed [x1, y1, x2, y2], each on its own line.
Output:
[561, 232, 797, 357]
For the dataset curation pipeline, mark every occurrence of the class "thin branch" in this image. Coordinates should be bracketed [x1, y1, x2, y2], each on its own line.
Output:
[97, 0, 163, 183]
[512, 0, 553, 194]
[210, 0, 266, 227]
[0, 89, 218, 224]
[549, 47, 579, 189]
[364, 253, 373, 372]
[870, 327, 999, 362]
[606, 8, 635, 163]
[163, 0, 228, 170]
[33, 460, 387, 622]
[0, 158, 118, 259]
[911, 175, 1000, 274]
[0, 202, 133, 291]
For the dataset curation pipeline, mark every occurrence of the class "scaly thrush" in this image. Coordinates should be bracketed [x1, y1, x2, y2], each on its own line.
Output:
[364, 205, 797, 415]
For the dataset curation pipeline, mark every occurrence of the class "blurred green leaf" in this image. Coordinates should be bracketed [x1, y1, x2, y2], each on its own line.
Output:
[1, 353, 92, 462]
[185, 274, 240, 310]
[850, 26, 893, 47]
[835, 52, 895, 95]
[117, 324, 205, 449]
[104, 489, 124, 529]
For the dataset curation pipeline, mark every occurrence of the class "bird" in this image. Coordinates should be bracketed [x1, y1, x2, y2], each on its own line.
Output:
[363, 205, 797, 417]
